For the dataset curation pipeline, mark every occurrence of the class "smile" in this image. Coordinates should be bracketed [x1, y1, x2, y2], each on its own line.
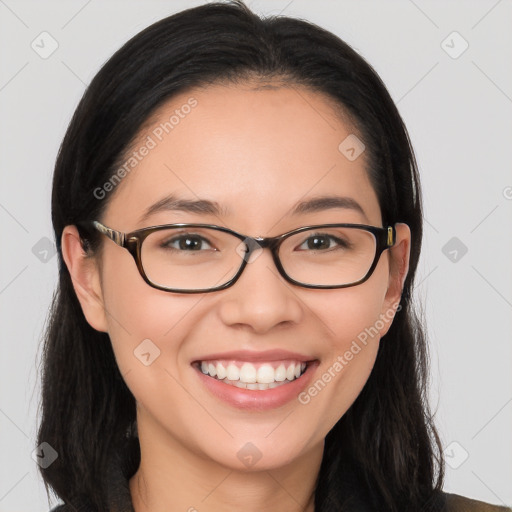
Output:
[195, 360, 308, 390]
[192, 356, 319, 410]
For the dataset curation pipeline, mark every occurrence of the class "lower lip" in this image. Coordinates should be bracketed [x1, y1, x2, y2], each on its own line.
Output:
[192, 361, 319, 411]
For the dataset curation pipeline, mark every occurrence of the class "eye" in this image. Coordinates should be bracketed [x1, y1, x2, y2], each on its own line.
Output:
[296, 232, 351, 251]
[161, 233, 214, 251]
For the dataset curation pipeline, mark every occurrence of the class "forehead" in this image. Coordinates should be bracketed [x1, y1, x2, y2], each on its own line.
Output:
[102, 83, 382, 232]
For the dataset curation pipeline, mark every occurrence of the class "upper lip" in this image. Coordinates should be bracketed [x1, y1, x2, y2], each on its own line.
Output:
[192, 349, 316, 364]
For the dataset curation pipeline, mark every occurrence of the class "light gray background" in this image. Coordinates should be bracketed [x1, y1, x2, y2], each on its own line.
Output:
[1, 1, 511, 510]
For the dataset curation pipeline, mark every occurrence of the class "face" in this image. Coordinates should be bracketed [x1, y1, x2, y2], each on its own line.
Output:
[63, 82, 410, 472]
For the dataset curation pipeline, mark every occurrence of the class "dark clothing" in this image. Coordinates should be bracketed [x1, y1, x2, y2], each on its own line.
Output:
[443, 494, 512, 512]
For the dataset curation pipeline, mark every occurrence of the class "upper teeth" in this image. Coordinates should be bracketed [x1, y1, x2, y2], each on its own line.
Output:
[199, 360, 307, 384]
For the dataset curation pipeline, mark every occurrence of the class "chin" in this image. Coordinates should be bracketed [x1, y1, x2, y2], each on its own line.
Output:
[198, 434, 312, 472]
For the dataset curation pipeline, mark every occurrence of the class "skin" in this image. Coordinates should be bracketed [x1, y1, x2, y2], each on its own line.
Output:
[61, 82, 410, 512]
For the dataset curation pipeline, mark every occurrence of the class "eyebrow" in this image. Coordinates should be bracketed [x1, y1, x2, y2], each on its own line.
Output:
[138, 193, 368, 223]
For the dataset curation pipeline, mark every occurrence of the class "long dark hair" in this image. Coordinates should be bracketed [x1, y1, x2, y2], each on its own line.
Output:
[37, 1, 445, 511]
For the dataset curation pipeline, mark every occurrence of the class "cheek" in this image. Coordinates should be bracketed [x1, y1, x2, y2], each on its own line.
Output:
[297, 266, 390, 431]
[297, 301, 382, 439]
[99, 249, 197, 376]
[100, 255, 210, 442]
[312, 283, 384, 380]
[311, 257, 389, 349]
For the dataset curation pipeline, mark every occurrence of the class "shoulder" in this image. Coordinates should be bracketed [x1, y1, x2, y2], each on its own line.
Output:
[443, 492, 512, 512]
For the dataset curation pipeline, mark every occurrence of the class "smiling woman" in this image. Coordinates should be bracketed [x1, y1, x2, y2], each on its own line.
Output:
[36, 2, 510, 512]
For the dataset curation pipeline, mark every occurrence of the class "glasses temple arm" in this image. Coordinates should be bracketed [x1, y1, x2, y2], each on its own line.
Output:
[93, 221, 126, 246]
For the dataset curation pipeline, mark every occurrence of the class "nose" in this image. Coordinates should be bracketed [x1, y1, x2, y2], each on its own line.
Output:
[216, 245, 303, 334]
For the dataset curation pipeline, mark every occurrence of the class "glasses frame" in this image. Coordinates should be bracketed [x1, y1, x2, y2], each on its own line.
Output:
[79, 220, 396, 294]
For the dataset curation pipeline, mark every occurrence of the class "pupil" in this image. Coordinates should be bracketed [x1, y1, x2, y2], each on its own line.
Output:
[180, 237, 200, 250]
[309, 236, 328, 250]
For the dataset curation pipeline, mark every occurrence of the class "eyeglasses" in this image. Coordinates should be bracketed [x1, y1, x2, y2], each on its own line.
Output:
[79, 220, 396, 293]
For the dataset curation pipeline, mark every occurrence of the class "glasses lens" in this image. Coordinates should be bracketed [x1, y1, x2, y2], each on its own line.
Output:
[140, 227, 244, 291]
[278, 226, 377, 286]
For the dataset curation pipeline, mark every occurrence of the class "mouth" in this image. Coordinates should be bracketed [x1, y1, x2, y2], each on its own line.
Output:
[191, 351, 319, 410]
[190, 349, 319, 410]
[191, 359, 310, 391]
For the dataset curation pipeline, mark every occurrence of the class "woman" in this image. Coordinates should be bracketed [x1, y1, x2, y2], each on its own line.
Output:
[37, 1, 511, 511]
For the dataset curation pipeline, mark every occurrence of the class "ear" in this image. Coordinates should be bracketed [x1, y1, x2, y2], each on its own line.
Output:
[61, 225, 108, 332]
[379, 222, 411, 337]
